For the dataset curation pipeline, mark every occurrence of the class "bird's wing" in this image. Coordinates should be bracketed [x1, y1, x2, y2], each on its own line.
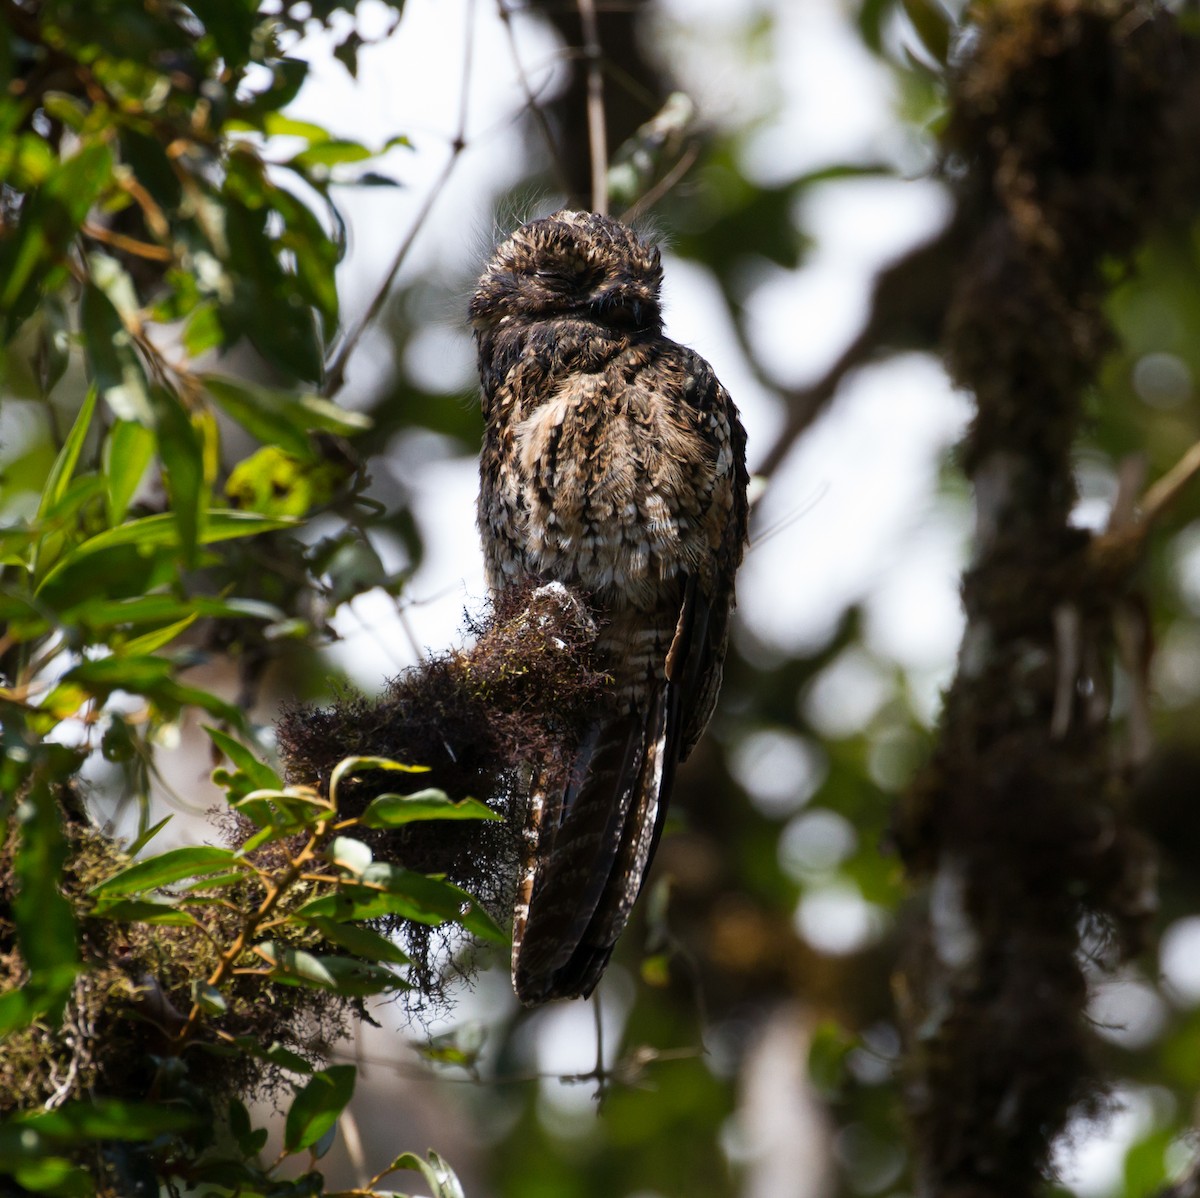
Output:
[511, 353, 749, 1005]
[675, 356, 750, 757]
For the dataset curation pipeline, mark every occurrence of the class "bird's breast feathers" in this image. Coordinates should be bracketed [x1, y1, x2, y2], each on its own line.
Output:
[483, 345, 731, 609]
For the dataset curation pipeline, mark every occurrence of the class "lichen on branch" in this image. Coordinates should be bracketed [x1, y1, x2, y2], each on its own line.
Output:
[894, 2, 1198, 1193]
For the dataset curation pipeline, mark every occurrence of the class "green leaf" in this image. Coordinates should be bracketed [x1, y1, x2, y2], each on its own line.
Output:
[205, 375, 370, 460]
[326, 836, 371, 876]
[227, 1096, 269, 1158]
[29, 473, 107, 589]
[14, 772, 79, 982]
[62, 593, 284, 631]
[102, 419, 155, 525]
[89, 897, 197, 926]
[901, 0, 952, 66]
[219, 191, 324, 380]
[151, 386, 205, 566]
[89, 845, 242, 897]
[81, 280, 152, 423]
[63, 654, 174, 692]
[283, 1065, 356, 1153]
[359, 789, 500, 828]
[87, 252, 140, 323]
[807, 1019, 856, 1097]
[35, 547, 177, 618]
[182, 302, 225, 357]
[15, 1099, 197, 1141]
[164, 682, 247, 729]
[118, 124, 181, 211]
[12, 1160, 93, 1195]
[0, 142, 113, 330]
[182, 0, 257, 69]
[231, 56, 308, 122]
[247, 1039, 314, 1073]
[316, 535, 392, 605]
[367, 864, 507, 942]
[126, 814, 173, 857]
[180, 871, 249, 894]
[297, 868, 507, 945]
[231, 787, 330, 832]
[389, 1150, 466, 1198]
[270, 183, 343, 328]
[328, 755, 429, 807]
[0, 966, 79, 1037]
[0, 132, 56, 189]
[1123, 1125, 1173, 1196]
[224, 446, 342, 518]
[204, 376, 306, 459]
[121, 614, 198, 656]
[255, 943, 406, 997]
[36, 510, 296, 595]
[37, 386, 97, 520]
[85, 508, 294, 555]
[300, 919, 410, 966]
[192, 980, 228, 1015]
[0, 525, 36, 567]
[332, 29, 365, 78]
[288, 139, 372, 171]
[261, 114, 333, 141]
[206, 726, 283, 791]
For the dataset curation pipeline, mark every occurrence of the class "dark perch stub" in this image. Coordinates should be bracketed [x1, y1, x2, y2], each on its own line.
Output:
[894, 2, 1194, 1194]
[275, 579, 608, 1004]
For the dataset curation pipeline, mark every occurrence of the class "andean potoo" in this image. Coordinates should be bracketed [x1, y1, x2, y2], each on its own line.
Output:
[471, 211, 749, 1004]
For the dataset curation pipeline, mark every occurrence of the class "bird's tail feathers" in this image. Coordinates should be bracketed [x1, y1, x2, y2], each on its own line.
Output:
[512, 686, 675, 1005]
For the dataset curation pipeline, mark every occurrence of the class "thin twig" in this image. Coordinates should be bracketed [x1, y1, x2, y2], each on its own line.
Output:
[577, 0, 608, 214]
[171, 832, 322, 1047]
[1139, 436, 1200, 525]
[82, 223, 172, 262]
[592, 988, 605, 1090]
[619, 137, 700, 225]
[338, 1105, 368, 1192]
[497, 0, 572, 195]
[321, 0, 477, 397]
[748, 482, 829, 552]
[1092, 435, 1200, 574]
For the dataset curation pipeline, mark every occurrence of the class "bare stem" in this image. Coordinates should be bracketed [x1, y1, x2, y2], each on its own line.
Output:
[1092, 435, 1200, 574]
[1140, 435, 1200, 526]
[577, 0, 608, 214]
[497, 0, 571, 195]
[171, 831, 323, 1048]
[619, 138, 700, 224]
[321, 0, 477, 398]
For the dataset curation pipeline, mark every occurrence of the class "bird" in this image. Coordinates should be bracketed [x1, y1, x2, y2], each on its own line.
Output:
[470, 210, 749, 1005]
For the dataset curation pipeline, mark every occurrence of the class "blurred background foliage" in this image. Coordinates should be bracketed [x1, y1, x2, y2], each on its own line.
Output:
[5, 0, 1200, 1195]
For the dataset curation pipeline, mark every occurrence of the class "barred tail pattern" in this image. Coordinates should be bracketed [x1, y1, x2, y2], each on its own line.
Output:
[511, 685, 675, 1005]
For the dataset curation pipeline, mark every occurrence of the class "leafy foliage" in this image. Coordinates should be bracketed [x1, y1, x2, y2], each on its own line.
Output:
[0, 0, 477, 1193]
[0, 737, 491, 1193]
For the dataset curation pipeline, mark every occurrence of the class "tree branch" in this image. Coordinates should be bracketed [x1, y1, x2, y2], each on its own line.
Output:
[577, 0, 608, 214]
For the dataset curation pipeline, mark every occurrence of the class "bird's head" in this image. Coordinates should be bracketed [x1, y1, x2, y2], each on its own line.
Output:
[470, 210, 663, 335]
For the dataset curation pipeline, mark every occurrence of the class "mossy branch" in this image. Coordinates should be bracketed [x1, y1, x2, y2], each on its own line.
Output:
[893, 2, 1200, 1194]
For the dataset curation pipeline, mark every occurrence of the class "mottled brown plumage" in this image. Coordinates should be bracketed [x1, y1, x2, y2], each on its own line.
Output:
[471, 210, 748, 1004]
